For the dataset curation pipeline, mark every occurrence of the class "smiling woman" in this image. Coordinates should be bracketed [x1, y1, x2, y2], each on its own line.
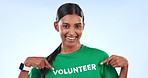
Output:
[54, 14, 84, 53]
[18, 3, 128, 78]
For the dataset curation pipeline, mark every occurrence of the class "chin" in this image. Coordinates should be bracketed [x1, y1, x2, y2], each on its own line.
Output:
[65, 42, 78, 47]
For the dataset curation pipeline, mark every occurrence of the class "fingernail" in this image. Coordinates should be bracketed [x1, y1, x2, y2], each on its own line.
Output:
[36, 67, 39, 69]
[52, 67, 54, 70]
[100, 62, 103, 65]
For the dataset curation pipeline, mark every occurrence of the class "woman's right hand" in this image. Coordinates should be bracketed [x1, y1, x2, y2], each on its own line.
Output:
[24, 57, 53, 70]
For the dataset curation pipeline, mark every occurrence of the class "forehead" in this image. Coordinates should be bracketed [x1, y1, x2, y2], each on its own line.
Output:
[59, 14, 83, 23]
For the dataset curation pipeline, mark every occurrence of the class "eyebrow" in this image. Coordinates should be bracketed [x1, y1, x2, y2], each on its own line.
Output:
[62, 22, 69, 25]
[62, 22, 82, 25]
[75, 23, 82, 25]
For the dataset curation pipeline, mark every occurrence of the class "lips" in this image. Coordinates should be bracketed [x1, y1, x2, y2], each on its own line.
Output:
[66, 36, 77, 42]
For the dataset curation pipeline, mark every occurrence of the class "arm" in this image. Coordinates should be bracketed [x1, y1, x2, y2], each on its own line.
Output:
[119, 65, 128, 78]
[18, 71, 29, 78]
[18, 57, 53, 78]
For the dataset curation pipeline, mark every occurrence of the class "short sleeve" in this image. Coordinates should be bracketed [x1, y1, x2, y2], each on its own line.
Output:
[28, 67, 42, 78]
[99, 51, 119, 78]
[102, 64, 119, 78]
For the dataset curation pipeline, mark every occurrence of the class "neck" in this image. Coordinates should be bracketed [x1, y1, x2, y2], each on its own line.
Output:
[61, 44, 82, 54]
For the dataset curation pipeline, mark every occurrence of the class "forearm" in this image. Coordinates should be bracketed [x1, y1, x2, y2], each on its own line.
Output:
[119, 66, 128, 78]
[18, 71, 29, 78]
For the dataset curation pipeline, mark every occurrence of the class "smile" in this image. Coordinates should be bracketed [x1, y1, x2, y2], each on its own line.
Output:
[66, 36, 77, 42]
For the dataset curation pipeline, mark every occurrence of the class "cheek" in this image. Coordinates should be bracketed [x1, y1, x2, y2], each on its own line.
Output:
[59, 29, 67, 36]
[77, 30, 83, 37]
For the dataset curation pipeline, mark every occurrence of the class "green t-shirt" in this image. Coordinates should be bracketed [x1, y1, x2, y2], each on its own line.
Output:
[28, 45, 118, 78]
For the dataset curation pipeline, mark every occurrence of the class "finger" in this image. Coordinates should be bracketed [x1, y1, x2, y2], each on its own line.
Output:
[36, 64, 42, 69]
[44, 59, 54, 70]
[111, 61, 118, 67]
[41, 59, 45, 69]
[24, 57, 33, 67]
[110, 56, 123, 67]
[109, 59, 117, 66]
[112, 62, 123, 68]
[101, 55, 116, 65]
[112, 64, 119, 68]
[37, 58, 46, 69]
[104, 57, 112, 63]
[100, 58, 110, 65]
[24, 61, 31, 67]
[111, 57, 125, 67]
[32, 59, 43, 69]
[109, 56, 118, 64]
[38, 58, 47, 69]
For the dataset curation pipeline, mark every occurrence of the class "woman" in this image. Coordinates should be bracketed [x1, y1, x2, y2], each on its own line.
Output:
[18, 3, 128, 78]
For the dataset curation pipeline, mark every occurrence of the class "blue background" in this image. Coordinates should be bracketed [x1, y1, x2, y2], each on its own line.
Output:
[0, 0, 147, 78]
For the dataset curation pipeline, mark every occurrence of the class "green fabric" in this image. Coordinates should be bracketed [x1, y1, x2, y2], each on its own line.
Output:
[28, 45, 118, 78]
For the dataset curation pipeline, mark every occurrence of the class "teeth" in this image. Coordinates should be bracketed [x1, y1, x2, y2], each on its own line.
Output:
[69, 37, 75, 39]
[67, 37, 75, 40]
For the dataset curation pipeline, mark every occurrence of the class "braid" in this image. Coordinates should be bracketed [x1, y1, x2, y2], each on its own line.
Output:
[41, 2, 84, 78]
[42, 43, 62, 78]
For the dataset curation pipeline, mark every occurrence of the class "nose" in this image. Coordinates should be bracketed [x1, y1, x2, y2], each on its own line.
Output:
[69, 27, 75, 35]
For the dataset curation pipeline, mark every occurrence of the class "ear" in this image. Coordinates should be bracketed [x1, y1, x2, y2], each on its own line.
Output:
[54, 22, 59, 32]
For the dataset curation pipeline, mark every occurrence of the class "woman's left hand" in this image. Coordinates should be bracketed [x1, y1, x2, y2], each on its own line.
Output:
[101, 55, 128, 68]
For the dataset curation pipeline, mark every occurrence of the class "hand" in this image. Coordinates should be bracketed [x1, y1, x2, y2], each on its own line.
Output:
[101, 55, 128, 68]
[24, 57, 54, 70]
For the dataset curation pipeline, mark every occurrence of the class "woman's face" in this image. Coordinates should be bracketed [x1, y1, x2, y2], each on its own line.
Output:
[54, 14, 84, 47]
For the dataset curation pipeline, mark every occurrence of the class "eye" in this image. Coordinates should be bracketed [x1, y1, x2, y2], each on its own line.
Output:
[75, 24, 82, 29]
[63, 24, 70, 29]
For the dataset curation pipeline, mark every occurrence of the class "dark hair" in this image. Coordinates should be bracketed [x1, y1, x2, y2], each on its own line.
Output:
[56, 3, 84, 22]
[41, 3, 84, 78]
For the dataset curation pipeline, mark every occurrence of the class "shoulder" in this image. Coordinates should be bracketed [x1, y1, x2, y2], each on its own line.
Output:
[82, 44, 109, 59]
